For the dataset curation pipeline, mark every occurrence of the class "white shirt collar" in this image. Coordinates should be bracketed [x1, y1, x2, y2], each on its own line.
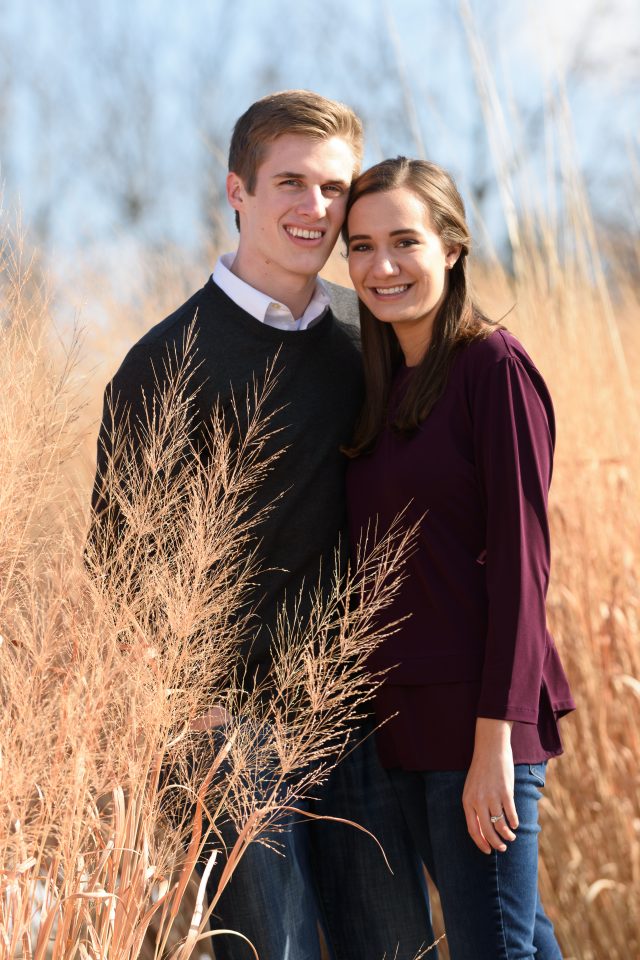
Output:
[212, 253, 330, 331]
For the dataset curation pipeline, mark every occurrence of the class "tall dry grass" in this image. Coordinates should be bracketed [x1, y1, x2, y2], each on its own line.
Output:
[462, 14, 640, 956]
[471, 239, 640, 960]
[5, 207, 639, 960]
[0, 218, 419, 958]
[2, 47, 639, 960]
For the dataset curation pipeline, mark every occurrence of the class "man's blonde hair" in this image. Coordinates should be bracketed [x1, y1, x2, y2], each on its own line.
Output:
[229, 90, 363, 197]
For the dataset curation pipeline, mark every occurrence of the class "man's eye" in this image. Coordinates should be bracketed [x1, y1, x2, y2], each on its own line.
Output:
[323, 184, 344, 196]
[280, 179, 302, 187]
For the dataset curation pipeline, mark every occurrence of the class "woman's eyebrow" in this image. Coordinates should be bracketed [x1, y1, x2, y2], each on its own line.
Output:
[348, 228, 420, 241]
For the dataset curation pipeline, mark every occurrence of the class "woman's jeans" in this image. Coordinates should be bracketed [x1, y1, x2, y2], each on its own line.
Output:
[389, 762, 563, 960]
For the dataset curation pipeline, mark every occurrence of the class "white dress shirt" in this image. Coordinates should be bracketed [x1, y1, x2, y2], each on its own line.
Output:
[212, 253, 330, 331]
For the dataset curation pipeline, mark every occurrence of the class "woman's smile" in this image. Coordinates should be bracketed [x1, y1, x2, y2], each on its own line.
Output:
[347, 186, 460, 364]
[370, 283, 412, 298]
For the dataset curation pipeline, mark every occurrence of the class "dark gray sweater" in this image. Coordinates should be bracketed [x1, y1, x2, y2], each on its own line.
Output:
[91, 276, 363, 685]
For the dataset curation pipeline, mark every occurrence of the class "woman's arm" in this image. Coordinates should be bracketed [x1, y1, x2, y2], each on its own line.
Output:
[464, 347, 555, 852]
[463, 718, 517, 853]
[473, 353, 554, 723]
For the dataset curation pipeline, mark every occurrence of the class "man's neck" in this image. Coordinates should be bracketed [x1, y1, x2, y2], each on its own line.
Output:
[230, 251, 317, 320]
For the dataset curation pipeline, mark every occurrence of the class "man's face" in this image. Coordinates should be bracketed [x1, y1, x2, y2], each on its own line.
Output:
[227, 134, 357, 287]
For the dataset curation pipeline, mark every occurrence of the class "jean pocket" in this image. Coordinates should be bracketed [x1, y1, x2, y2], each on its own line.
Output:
[528, 762, 547, 788]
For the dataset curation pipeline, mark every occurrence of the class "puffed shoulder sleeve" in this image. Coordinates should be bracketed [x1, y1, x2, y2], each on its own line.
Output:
[473, 352, 555, 723]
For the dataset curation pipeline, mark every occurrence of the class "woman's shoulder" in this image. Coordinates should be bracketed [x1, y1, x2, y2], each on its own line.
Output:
[454, 328, 546, 390]
[462, 327, 535, 370]
[457, 327, 553, 425]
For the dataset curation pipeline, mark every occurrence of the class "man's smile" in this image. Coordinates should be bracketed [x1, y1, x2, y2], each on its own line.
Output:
[285, 225, 325, 241]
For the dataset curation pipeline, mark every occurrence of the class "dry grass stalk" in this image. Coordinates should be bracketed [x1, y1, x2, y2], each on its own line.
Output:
[0, 227, 417, 959]
[3, 38, 640, 953]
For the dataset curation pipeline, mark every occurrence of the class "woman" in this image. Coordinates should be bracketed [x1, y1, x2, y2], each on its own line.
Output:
[344, 157, 575, 959]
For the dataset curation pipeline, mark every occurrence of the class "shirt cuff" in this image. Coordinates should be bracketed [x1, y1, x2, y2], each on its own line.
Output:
[476, 701, 539, 724]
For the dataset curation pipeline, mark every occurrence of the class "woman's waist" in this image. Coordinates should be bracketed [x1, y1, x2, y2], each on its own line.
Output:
[367, 583, 489, 683]
[367, 644, 486, 685]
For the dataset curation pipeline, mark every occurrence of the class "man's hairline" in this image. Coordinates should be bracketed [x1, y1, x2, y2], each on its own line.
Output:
[230, 131, 362, 197]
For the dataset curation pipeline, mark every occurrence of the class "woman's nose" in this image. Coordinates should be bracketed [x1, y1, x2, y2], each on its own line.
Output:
[371, 255, 399, 277]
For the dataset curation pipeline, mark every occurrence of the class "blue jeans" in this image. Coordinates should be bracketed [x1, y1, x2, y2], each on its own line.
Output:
[207, 729, 435, 960]
[389, 762, 562, 960]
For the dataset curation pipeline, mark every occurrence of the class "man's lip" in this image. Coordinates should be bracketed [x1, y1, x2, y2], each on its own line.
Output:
[284, 224, 326, 240]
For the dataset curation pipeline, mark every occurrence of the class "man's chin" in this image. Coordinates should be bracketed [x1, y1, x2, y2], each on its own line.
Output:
[283, 249, 333, 280]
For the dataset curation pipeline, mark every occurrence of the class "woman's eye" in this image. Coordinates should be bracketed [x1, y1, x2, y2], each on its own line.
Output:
[349, 243, 371, 253]
[398, 238, 418, 248]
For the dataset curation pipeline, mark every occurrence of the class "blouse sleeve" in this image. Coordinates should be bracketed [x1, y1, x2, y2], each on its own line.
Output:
[473, 354, 555, 723]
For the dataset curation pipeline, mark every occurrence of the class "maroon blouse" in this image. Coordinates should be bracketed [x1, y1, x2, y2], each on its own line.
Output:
[347, 329, 575, 770]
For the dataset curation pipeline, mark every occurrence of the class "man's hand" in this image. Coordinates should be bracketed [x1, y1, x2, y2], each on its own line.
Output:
[462, 717, 518, 854]
[190, 705, 232, 732]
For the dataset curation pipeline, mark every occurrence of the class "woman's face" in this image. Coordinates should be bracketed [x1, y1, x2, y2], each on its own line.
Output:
[347, 187, 459, 351]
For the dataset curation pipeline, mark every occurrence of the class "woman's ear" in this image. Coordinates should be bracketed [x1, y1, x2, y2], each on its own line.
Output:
[445, 244, 462, 269]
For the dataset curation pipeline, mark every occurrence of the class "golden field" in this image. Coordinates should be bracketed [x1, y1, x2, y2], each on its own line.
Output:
[1, 130, 639, 957]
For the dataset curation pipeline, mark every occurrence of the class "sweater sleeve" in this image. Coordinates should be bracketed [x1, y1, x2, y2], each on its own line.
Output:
[473, 354, 555, 723]
[87, 340, 164, 564]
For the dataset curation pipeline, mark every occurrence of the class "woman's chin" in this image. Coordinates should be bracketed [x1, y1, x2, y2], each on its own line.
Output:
[360, 297, 412, 324]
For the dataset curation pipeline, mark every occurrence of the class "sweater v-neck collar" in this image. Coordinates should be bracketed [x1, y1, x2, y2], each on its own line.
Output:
[204, 276, 335, 344]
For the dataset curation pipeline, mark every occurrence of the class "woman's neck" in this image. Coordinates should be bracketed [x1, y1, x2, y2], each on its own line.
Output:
[392, 319, 433, 367]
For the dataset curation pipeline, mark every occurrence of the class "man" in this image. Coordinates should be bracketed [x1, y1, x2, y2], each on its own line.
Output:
[91, 90, 433, 960]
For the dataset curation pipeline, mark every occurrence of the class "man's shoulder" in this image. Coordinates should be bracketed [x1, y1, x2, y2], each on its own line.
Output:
[112, 281, 215, 383]
[323, 281, 360, 348]
[136, 282, 212, 353]
[324, 280, 358, 325]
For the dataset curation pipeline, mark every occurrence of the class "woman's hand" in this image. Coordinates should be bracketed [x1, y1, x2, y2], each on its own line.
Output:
[462, 717, 518, 854]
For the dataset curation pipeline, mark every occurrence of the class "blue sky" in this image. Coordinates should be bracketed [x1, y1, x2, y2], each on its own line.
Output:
[1, 0, 637, 261]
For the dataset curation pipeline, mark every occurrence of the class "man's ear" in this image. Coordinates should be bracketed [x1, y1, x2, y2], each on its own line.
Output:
[226, 171, 246, 215]
[445, 244, 462, 269]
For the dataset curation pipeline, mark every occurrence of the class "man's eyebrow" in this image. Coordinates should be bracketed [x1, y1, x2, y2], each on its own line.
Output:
[271, 171, 351, 187]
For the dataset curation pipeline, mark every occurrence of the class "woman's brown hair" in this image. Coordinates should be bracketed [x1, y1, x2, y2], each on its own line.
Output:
[342, 157, 496, 457]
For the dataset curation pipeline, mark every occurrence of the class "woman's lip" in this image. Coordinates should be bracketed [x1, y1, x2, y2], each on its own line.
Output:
[367, 284, 412, 299]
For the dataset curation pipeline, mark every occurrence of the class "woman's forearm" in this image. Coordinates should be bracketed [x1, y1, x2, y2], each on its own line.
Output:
[462, 717, 517, 854]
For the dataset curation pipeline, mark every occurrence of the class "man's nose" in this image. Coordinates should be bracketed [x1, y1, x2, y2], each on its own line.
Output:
[296, 186, 327, 219]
